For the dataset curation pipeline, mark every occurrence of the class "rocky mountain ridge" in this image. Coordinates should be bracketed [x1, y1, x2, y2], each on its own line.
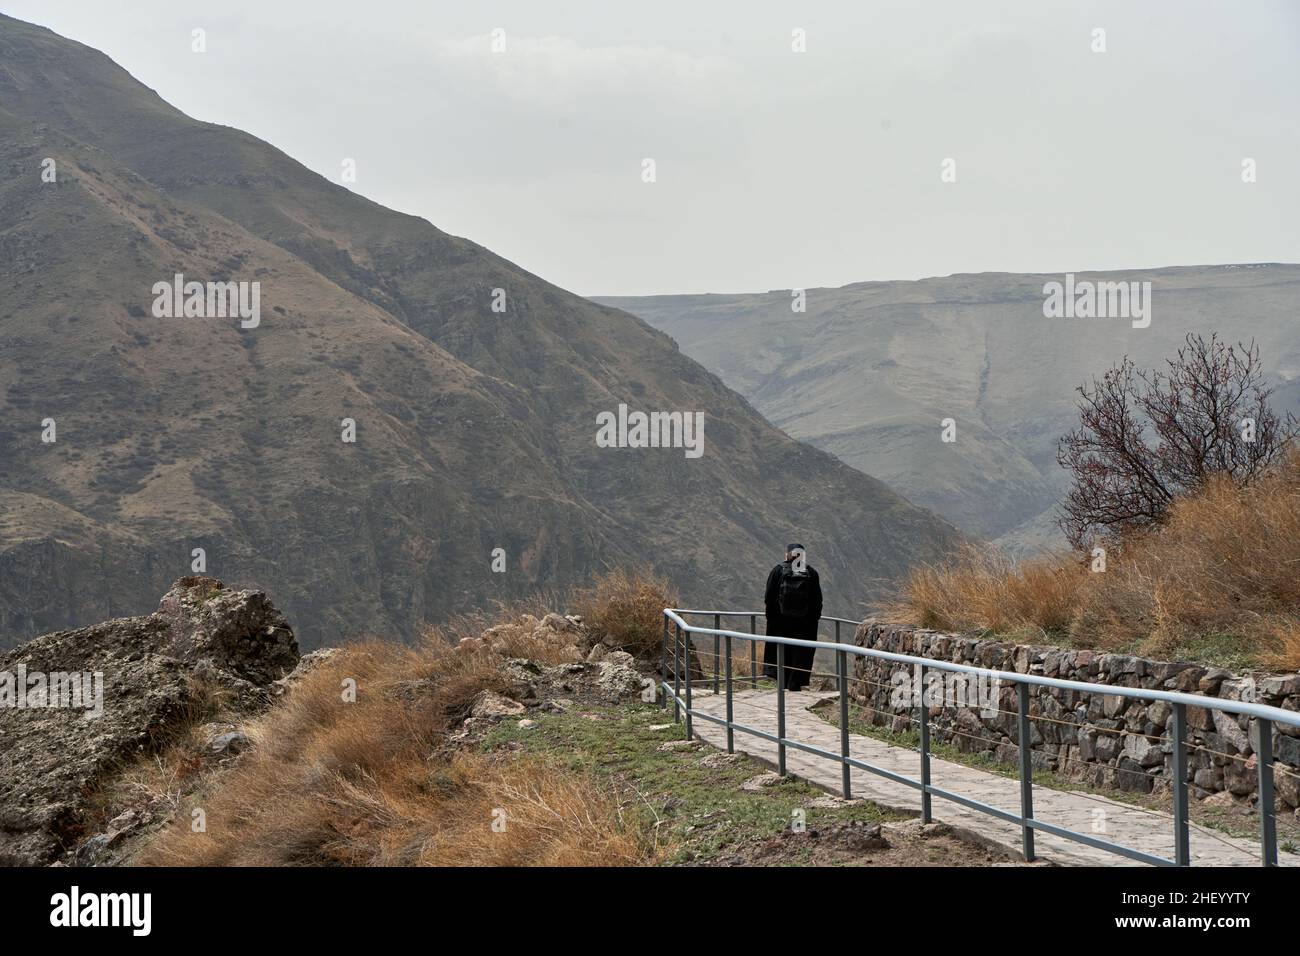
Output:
[0, 13, 961, 648]
[599, 263, 1300, 551]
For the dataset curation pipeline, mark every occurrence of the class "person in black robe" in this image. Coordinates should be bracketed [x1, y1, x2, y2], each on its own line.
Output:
[762, 543, 823, 690]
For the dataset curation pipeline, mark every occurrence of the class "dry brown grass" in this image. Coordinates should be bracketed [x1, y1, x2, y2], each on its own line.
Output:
[136, 583, 665, 867]
[570, 567, 678, 662]
[886, 543, 1084, 636]
[892, 452, 1300, 670]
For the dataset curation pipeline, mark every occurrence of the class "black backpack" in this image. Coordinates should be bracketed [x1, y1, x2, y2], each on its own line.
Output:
[778, 564, 813, 617]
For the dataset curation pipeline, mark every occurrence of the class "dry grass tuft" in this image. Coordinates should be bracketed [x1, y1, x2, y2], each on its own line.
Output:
[892, 452, 1300, 670]
[570, 567, 678, 662]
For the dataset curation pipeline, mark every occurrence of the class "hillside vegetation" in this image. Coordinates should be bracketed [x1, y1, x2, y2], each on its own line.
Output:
[891, 451, 1300, 670]
[129, 570, 999, 867]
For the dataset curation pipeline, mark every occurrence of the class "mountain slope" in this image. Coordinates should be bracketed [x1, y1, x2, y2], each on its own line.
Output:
[0, 15, 961, 648]
[599, 264, 1300, 550]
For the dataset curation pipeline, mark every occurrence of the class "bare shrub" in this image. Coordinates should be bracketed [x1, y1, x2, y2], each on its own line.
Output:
[1058, 334, 1297, 548]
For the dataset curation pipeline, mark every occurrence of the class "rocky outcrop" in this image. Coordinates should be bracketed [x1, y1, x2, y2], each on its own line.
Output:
[0, 577, 299, 866]
[852, 621, 1300, 811]
[444, 613, 659, 745]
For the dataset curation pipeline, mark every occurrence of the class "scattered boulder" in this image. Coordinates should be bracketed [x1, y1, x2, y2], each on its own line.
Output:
[919, 822, 952, 838]
[540, 613, 579, 634]
[205, 729, 252, 757]
[659, 739, 701, 752]
[529, 658, 649, 705]
[469, 690, 527, 720]
[499, 659, 543, 701]
[698, 752, 745, 769]
[595, 659, 645, 700]
[1202, 789, 1243, 809]
[271, 647, 341, 697]
[838, 821, 889, 852]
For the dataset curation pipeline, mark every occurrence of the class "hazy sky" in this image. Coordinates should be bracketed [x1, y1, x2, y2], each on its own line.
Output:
[6, 0, 1298, 295]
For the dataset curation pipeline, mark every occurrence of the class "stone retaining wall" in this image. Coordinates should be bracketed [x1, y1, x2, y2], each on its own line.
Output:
[851, 621, 1300, 812]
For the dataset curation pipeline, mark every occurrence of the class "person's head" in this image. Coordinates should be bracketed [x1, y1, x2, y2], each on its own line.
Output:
[784, 542, 805, 563]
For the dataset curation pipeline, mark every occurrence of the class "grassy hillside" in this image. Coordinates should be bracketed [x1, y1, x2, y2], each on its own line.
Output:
[120, 573, 1000, 867]
[0, 14, 962, 648]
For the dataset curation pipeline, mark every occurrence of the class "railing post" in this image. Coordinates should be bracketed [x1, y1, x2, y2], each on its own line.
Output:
[683, 626, 693, 740]
[777, 642, 787, 775]
[725, 635, 734, 754]
[750, 614, 757, 687]
[713, 614, 721, 694]
[1017, 680, 1035, 861]
[919, 663, 932, 823]
[660, 616, 668, 710]
[1258, 717, 1277, 866]
[837, 648, 851, 798]
[1172, 702, 1190, 866]
[676, 621, 686, 723]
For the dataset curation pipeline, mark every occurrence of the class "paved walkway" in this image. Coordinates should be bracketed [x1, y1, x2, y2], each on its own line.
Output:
[682, 687, 1291, 867]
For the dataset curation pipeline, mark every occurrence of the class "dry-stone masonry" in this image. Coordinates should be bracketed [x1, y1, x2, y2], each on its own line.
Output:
[852, 621, 1300, 811]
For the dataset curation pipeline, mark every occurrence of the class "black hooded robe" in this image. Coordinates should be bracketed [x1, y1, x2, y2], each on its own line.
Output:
[762, 561, 823, 690]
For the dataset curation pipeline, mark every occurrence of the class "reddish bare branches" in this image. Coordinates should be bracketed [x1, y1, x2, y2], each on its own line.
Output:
[1057, 334, 1297, 549]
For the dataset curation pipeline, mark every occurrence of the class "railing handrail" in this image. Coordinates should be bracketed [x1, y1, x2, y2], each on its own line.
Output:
[664, 608, 1300, 728]
[672, 609, 864, 627]
[660, 605, 1295, 867]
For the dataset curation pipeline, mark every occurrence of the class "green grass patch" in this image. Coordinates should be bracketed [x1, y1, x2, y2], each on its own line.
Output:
[482, 702, 908, 864]
[1159, 632, 1261, 672]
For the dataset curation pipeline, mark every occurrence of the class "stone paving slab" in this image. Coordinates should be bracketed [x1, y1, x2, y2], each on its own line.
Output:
[680, 687, 1293, 867]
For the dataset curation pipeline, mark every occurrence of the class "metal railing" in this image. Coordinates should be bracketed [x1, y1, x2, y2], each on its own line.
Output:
[660, 607, 1300, 867]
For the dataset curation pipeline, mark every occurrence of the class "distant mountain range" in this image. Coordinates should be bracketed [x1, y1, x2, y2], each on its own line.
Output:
[0, 14, 962, 648]
[599, 264, 1300, 552]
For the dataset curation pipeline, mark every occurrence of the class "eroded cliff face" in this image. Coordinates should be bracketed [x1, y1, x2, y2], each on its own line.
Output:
[0, 576, 298, 866]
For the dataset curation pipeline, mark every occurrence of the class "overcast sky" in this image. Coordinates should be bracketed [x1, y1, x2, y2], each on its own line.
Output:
[6, 0, 1298, 295]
